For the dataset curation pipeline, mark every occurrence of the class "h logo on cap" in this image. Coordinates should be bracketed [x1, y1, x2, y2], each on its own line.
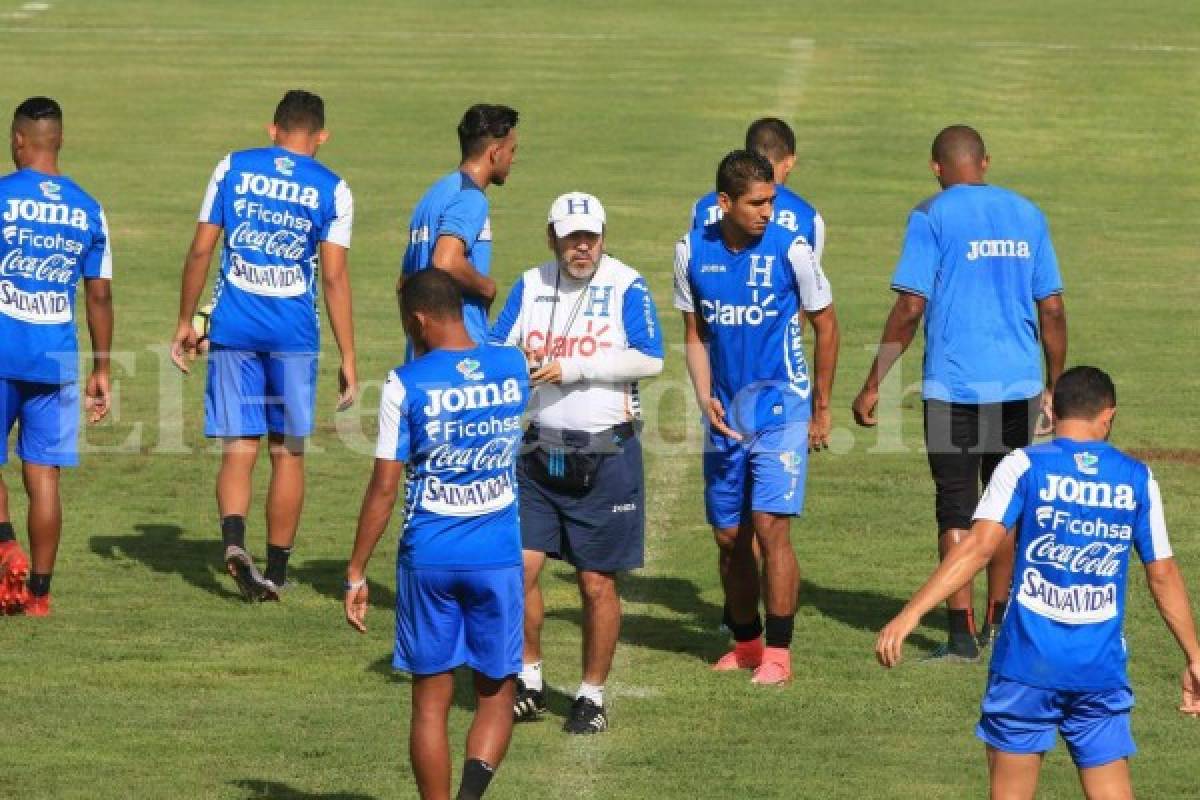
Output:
[566, 197, 591, 216]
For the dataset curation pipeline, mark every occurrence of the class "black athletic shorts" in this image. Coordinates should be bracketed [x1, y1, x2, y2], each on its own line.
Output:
[517, 426, 645, 573]
[924, 395, 1041, 532]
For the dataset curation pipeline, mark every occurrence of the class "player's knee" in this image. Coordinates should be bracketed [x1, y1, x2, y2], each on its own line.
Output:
[577, 570, 616, 605]
[713, 526, 741, 552]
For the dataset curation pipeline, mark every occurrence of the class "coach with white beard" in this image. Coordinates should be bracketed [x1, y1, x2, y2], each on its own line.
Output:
[490, 192, 663, 735]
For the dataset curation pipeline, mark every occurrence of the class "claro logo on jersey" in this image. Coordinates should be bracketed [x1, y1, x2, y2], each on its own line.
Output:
[966, 239, 1031, 261]
[233, 172, 320, 210]
[423, 378, 522, 416]
[701, 255, 778, 327]
[3, 199, 88, 232]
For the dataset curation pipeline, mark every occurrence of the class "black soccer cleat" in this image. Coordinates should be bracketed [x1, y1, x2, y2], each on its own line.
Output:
[921, 637, 982, 664]
[976, 623, 999, 650]
[224, 545, 278, 602]
[562, 697, 608, 735]
[513, 679, 547, 722]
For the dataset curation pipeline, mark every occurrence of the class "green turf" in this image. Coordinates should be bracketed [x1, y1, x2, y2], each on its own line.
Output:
[1, 1, 1198, 797]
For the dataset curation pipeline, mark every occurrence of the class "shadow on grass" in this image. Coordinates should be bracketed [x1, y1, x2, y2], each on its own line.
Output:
[89, 524, 242, 601]
[799, 580, 942, 653]
[230, 779, 378, 799]
[365, 656, 575, 717]
[288, 558, 396, 612]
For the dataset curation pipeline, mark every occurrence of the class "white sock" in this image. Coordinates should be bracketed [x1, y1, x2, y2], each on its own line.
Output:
[519, 661, 543, 691]
[576, 681, 604, 706]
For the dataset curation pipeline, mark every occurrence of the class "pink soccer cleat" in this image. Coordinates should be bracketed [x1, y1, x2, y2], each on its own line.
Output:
[712, 639, 764, 672]
[750, 647, 792, 686]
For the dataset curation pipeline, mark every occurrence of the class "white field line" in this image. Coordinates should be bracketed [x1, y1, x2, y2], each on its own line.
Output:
[775, 37, 816, 118]
[0, 1, 48, 20]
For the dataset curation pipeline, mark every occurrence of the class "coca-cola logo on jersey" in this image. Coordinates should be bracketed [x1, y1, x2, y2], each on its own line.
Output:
[0, 250, 74, 284]
[424, 436, 519, 475]
[1025, 532, 1128, 578]
[228, 222, 307, 261]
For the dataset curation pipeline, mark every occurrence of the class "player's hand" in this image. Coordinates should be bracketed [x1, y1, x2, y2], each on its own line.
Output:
[809, 407, 832, 452]
[852, 386, 879, 427]
[336, 362, 358, 412]
[530, 360, 562, 385]
[85, 369, 111, 424]
[706, 397, 742, 441]
[1180, 662, 1200, 717]
[875, 612, 918, 668]
[170, 321, 202, 374]
[1035, 387, 1054, 436]
[344, 577, 369, 633]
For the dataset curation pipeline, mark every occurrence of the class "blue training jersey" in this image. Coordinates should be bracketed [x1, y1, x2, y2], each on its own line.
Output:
[375, 344, 530, 571]
[891, 183, 1063, 404]
[673, 221, 832, 437]
[402, 171, 493, 347]
[691, 183, 825, 251]
[0, 168, 112, 384]
[975, 438, 1172, 691]
[200, 146, 353, 353]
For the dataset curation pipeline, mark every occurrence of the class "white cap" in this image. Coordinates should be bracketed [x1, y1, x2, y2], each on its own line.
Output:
[548, 192, 605, 238]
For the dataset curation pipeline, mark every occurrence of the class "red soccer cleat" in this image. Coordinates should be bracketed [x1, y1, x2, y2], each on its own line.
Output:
[712, 638, 765, 671]
[0, 540, 30, 615]
[750, 647, 792, 686]
[22, 593, 50, 617]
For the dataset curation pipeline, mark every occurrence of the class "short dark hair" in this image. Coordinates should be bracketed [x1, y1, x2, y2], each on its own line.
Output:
[931, 124, 986, 165]
[13, 96, 62, 124]
[716, 149, 774, 199]
[1053, 366, 1117, 421]
[400, 268, 463, 320]
[745, 117, 795, 164]
[273, 90, 325, 133]
[457, 104, 519, 159]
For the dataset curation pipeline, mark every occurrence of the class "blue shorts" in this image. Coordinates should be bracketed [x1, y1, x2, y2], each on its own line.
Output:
[393, 564, 523, 680]
[702, 423, 808, 529]
[976, 674, 1136, 769]
[0, 378, 79, 467]
[518, 435, 645, 573]
[204, 345, 317, 438]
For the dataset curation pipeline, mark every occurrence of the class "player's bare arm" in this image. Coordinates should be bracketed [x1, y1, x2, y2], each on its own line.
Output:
[431, 234, 497, 306]
[806, 303, 839, 451]
[1036, 294, 1068, 434]
[171, 222, 221, 373]
[320, 241, 358, 410]
[83, 277, 113, 424]
[875, 519, 1008, 668]
[1143, 558, 1200, 716]
[681, 310, 740, 441]
[852, 291, 925, 427]
[344, 458, 405, 633]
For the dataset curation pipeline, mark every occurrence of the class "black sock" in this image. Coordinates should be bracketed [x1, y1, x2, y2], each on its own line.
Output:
[456, 758, 495, 800]
[728, 613, 763, 643]
[0, 521, 14, 543]
[265, 544, 291, 586]
[948, 608, 976, 641]
[986, 601, 1007, 627]
[28, 572, 51, 597]
[221, 516, 245, 549]
[764, 614, 794, 649]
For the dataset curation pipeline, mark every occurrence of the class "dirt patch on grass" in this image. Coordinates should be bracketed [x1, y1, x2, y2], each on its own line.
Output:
[1127, 448, 1200, 467]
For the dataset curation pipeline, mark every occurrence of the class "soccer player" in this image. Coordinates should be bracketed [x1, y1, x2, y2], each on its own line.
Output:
[0, 96, 113, 617]
[491, 192, 664, 733]
[402, 104, 518, 350]
[691, 117, 825, 254]
[674, 150, 839, 685]
[852, 125, 1068, 661]
[876, 366, 1200, 799]
[170, 89, 356, 601]
[344, 268, 530, 800]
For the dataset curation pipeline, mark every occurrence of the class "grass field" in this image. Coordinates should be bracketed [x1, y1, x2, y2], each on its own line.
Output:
[2, 1, 1199, 797]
